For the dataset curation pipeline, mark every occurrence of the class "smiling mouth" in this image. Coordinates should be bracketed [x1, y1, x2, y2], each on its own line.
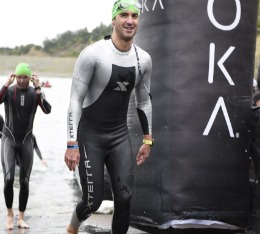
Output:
[125, 27, 134, 31]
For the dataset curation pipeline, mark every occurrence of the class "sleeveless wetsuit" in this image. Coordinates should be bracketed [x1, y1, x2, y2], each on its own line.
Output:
[67, 38, 152, 233]
[0, 85, 51, 212]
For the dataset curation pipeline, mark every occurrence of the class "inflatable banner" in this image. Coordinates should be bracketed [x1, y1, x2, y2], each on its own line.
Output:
[128, 0, 259, 232]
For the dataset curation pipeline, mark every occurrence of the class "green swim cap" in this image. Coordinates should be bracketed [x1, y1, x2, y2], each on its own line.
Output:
[15, 63, 32, 77]
[112, 0, 142, 20]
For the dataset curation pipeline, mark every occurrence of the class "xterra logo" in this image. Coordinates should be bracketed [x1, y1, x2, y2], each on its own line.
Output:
[114, 82, 130, 92]
[21, 95, 25, 106]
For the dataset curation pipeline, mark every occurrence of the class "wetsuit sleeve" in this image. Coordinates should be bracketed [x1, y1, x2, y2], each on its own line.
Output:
[135, 53, 152, 135]
[0, 86, 8, 103]
[37, 92, 51, 114]
[33, 135, 43, 160]
[67, 47, 96, 141]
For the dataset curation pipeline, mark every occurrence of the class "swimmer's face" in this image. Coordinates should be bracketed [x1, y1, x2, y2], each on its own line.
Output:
[112, 10, 139, 41]
[16, 75, 31, 89]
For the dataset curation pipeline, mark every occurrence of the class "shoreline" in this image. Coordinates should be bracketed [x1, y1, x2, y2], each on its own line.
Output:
[0, 55, 77, 78]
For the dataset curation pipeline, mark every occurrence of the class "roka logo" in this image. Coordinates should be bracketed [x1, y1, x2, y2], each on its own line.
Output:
[203, 0, 241, 138]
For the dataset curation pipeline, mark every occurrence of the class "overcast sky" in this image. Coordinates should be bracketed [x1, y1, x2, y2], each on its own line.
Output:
[0, 0, 115, 48]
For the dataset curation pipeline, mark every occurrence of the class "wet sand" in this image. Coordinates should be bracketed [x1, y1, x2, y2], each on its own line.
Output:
[0, 165, 147, 234]
[0, 212, 247, 234]
[0, 212, 147, 234]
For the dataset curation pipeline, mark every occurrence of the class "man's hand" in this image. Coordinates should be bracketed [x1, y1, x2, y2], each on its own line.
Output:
[5, 74, 15, 87]
[136, 144, 151, 166]
[64, 148, 80, 171]
[31, 74, 40, 87]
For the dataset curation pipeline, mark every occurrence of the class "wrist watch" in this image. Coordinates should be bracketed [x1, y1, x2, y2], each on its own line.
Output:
[143, 139, 154, 146]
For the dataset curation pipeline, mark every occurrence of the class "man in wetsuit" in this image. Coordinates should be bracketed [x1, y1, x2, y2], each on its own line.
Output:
[64, 0, 153, 233]
[0, 63, 51, 230]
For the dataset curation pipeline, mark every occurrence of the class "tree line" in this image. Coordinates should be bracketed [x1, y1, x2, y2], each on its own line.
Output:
[0, 23, 112, 57]
[1, 5, 260, 58]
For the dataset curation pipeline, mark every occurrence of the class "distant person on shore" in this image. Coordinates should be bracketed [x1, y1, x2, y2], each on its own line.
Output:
[64, 0, 153, 233]
[0, 63, 51, 230]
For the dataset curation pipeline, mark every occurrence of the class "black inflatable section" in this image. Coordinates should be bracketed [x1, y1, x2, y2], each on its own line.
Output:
[249, 105, 260, 233]
[128, 0, 259, 232]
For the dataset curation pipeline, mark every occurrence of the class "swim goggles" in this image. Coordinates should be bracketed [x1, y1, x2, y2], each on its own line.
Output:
[117, 1, 142, 11]
[112, 0, 142, 19]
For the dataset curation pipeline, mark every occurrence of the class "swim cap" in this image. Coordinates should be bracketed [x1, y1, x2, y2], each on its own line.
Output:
[112, 0, 142, 20]
[15, 63, 32, 77]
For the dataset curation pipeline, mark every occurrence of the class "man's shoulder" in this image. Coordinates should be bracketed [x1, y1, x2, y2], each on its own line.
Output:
[6, 85, 35, 95]
[86, 39, 107, 50]
[5, 85, 15, 93]
[80, 39, 108, 57]
[133, 44, 152, 64]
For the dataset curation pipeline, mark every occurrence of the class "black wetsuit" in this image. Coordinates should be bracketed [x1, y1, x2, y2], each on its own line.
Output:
[0, 113, 43, 165]
[67, 38, 152, 233]
[0, 114, 4, 138]
[0, 85, 51, 212]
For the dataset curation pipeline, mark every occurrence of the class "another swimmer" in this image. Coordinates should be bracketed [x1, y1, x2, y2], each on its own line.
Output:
[0, 63, 51, 230]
